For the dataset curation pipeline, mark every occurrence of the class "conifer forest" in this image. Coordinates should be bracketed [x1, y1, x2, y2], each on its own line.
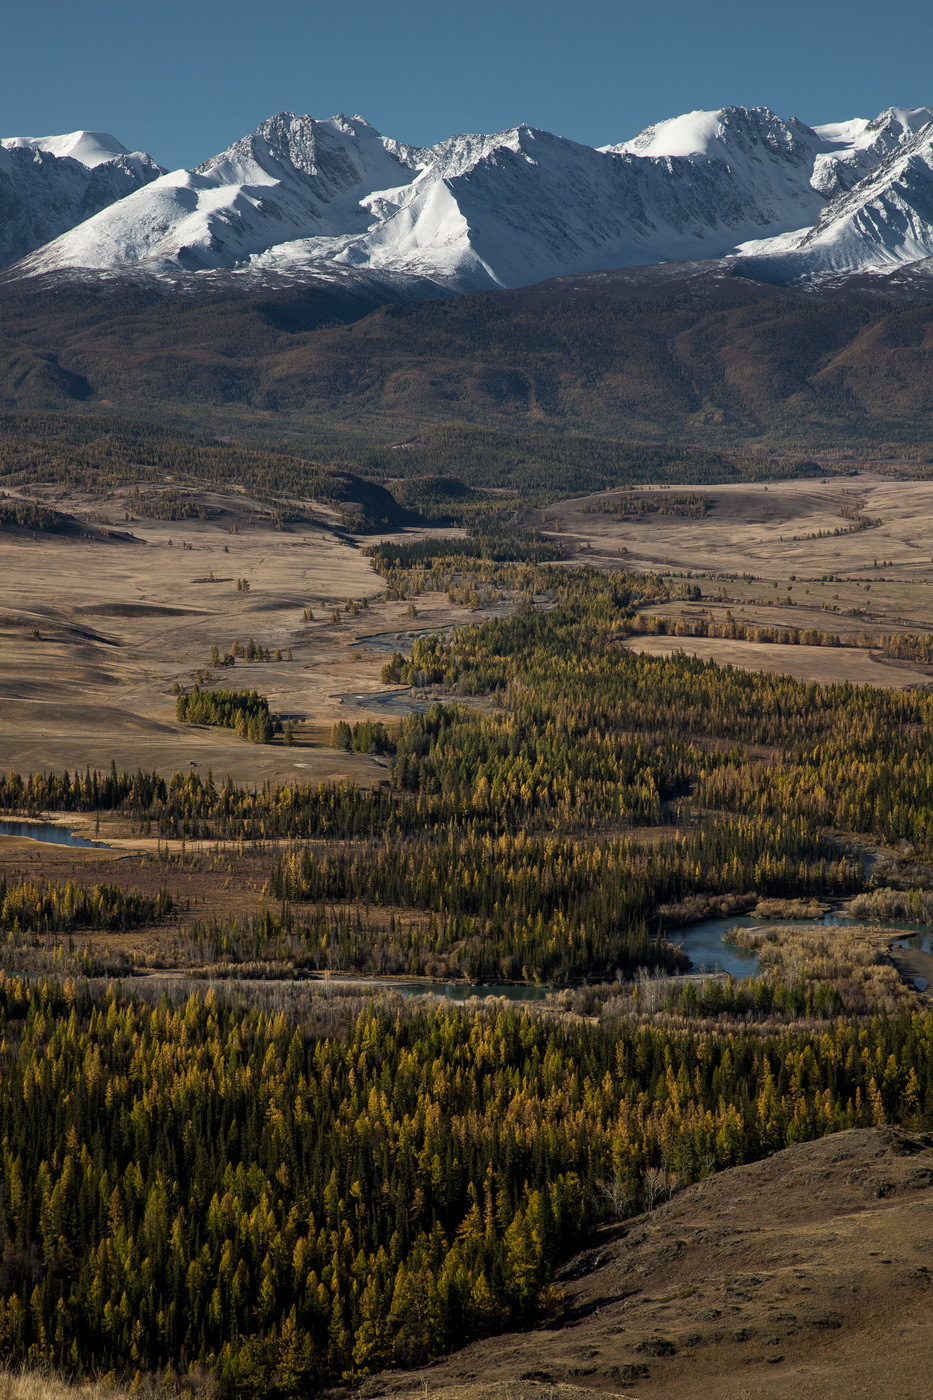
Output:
[2, 446, 933, 1398]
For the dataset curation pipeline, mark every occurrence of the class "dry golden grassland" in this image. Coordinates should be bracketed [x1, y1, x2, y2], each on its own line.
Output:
[0, 1375, 132, 1400]
[6, 472, 933, 803]
[535, 473, 933, 688]
[623, 633, 930, 687]
[0, 485, 479, 789]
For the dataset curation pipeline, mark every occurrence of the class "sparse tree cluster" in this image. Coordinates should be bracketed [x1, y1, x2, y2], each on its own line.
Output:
[175, 689, 279, 745]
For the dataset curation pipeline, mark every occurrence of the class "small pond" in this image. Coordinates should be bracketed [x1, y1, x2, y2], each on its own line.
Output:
[0, 819, 111, 849]
[893, 929, 933, 956]
[668, 916, 763, 978]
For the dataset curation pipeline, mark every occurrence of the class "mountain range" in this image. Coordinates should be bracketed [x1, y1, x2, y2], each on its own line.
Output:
[7, 104, 933, 292]
[6, 105, 933, 459]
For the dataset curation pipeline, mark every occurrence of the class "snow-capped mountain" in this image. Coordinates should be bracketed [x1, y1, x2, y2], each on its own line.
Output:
[736, 121, 933, 281]
[15, 114, 426, 276]
[0, 131, 163, 267]
[9, 107, 836, 288]
[7, 104, 933, 291]
[5, 114, 430, 278]
[809, 107, 933, 197]
[248, 118, 841, 290]
[612, 104, 933, 202]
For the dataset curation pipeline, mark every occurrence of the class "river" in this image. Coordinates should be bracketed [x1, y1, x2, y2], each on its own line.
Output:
[671, 910, 933, 979]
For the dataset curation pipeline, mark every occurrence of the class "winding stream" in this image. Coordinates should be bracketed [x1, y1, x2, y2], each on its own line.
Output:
[672, 910, 933, 978]
[4, 817, 930, 997]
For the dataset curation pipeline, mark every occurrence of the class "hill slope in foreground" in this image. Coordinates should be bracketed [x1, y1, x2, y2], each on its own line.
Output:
[9, 1126, 929, 1400]
[360, 1127, 933, 1400]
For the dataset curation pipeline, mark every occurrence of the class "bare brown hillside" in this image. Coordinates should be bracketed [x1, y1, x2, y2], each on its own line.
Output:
[360, 1128, 933, 1400]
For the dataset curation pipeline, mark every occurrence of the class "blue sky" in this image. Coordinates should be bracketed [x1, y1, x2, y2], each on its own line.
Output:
[4, 0, 933, 168]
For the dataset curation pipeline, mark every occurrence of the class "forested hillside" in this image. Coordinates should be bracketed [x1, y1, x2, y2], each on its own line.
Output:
[4, 266, 933, 456]
[0, 412, 406, 530]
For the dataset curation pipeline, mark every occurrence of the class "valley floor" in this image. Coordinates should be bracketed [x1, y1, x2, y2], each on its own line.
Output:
[5, 470, 933, 797]
[4, 466, 933, 1397]
[0, 485, 482, 784]
[534, 472, 933, 690]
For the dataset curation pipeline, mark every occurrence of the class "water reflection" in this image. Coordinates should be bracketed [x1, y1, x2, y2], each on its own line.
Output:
[668, 916, 762, 977]
[0, 819, 111, 849]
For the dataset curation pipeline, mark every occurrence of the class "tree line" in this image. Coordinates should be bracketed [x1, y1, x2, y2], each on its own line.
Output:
[0, 876, 172, 934]
[626, 608, 933, 662]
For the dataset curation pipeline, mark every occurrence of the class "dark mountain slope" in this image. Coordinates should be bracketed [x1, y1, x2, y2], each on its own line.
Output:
[1, 264, 933, 452]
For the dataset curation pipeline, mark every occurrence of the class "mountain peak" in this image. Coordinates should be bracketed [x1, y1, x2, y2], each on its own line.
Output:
[0, 127, 163, 267]
[0, 129, 154, 169]
[608, 105, 809, 160]
[195, 110, 415, 186]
